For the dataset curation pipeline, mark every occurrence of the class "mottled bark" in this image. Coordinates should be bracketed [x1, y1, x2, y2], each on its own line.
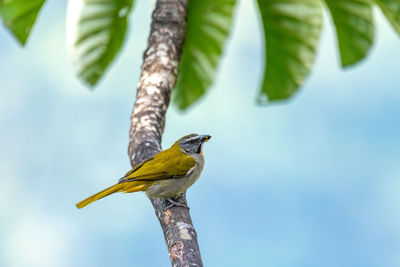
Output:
[128, 0, 203, 266]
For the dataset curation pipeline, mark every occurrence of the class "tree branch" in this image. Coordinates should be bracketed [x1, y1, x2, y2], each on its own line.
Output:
[128, 0, 203, 266]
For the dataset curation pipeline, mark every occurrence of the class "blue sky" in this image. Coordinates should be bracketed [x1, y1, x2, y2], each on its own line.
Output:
[0, 1, 400, 267]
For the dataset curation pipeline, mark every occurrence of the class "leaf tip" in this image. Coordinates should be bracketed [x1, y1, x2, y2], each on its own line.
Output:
[80, 75, 100, 89]
[340, 55, 367, 69]
[15, 35, 28, 46]
[173, 96, 189, 111]
[256, 92, 269, 106]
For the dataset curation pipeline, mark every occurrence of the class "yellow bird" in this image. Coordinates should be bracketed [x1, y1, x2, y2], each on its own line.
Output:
[76, 134, 211, 209]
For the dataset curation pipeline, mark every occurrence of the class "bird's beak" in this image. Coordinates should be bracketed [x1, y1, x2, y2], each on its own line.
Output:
[200, 135, 211, 142]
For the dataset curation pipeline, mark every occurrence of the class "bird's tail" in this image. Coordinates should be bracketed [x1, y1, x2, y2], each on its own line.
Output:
[76, 183, 125, 209]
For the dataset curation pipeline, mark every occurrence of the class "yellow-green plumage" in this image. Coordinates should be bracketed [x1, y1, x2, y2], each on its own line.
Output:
[120, 142, 196, 182]
[76, 140, 198, 209]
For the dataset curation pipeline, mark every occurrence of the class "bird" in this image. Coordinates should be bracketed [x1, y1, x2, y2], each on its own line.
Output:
[76, 134, 211, 209]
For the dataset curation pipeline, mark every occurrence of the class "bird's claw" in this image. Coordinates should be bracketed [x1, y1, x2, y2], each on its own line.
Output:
[163, 197, 189, 210]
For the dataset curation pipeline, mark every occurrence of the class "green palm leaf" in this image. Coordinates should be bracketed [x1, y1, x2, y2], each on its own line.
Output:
[0, 0, 45, 45]
[256, 0, 323, 102]
[325, 0, 374, 67]
[375, 0, 400, 34]
[173, 0, 236, 110]
[67, 0, 133, 86]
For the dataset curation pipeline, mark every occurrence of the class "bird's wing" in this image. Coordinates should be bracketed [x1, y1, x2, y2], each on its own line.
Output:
[118, 149, 196, 183]
[118, 157, 154, 182]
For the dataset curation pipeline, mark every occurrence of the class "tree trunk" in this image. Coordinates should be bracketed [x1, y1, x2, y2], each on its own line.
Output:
[127, 0, 203, 266]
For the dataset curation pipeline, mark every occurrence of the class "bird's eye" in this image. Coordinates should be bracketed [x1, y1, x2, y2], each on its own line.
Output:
[190, 139, 196, 143]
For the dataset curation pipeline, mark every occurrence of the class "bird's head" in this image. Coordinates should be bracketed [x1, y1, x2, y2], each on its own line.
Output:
[176, 134, 211, 155]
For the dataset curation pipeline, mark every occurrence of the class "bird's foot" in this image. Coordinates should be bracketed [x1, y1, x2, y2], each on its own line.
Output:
[164, 197, 189, 210]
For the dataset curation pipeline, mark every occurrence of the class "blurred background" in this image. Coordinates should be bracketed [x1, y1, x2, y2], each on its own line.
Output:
[1, 1, 400, 266]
